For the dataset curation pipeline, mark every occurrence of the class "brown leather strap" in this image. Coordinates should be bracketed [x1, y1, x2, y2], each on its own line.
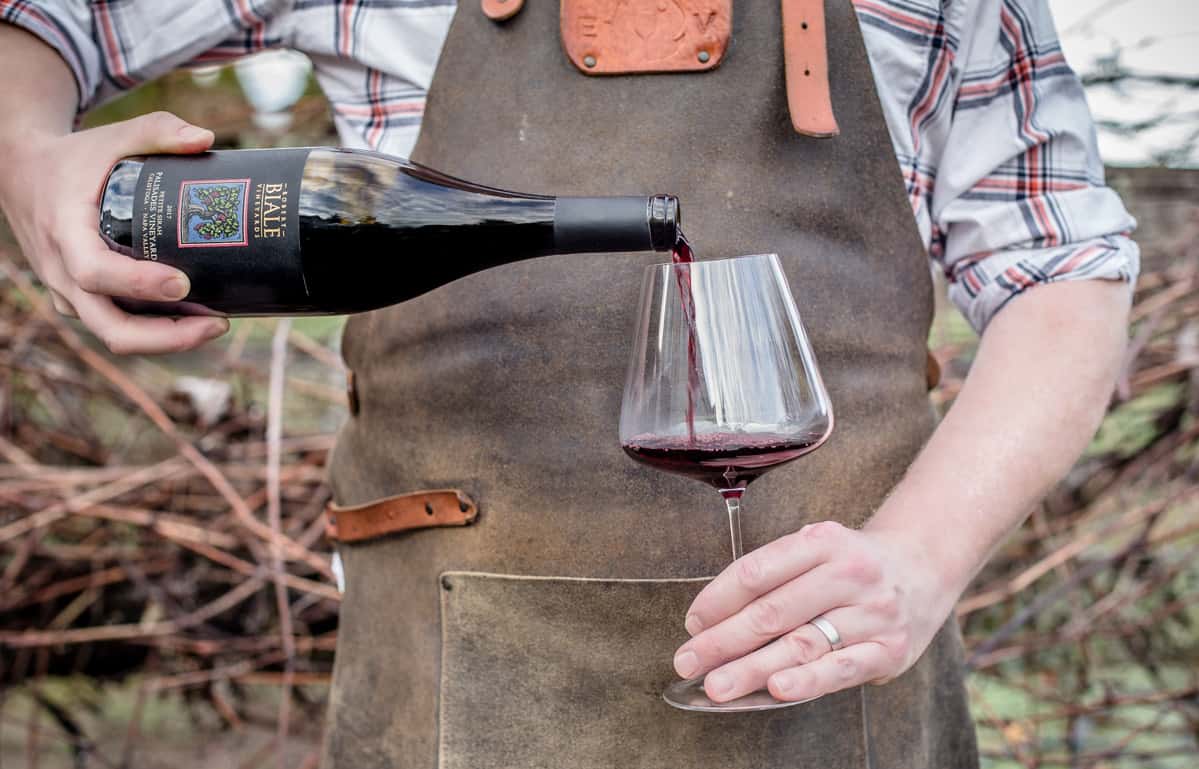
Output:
[482, 0, 525, 21]
[782, 0, 839, 137]
[326, 489, 478, 543]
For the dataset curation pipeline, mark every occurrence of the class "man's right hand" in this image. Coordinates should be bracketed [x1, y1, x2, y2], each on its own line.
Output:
[0, 112, 230, 355]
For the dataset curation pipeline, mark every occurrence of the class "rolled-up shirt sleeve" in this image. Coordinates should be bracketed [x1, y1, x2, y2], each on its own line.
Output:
[4, 1, 293, 112]
[930, 0, 1139, 333]
[3, 2, 100, 108]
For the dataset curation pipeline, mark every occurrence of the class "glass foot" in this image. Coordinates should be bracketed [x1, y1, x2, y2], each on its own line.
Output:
[663, 677, 820, 712]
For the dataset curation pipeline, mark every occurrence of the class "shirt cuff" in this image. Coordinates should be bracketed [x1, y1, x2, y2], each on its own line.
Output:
[4, 6, 98, 111]
[947, 234, 1141, 333]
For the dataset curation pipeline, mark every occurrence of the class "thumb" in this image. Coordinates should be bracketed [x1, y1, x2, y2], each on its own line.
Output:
[95, 111, 215, 157]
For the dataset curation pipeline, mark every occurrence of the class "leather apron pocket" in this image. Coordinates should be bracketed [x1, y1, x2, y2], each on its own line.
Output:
[437, 572, 870, 769]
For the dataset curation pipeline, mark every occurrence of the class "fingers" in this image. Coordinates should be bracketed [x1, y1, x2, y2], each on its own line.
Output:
[70, 289, 228, 356]
[61, 230, 191, 302]
[90, 111, 214, 158]
[698, 605, 885, 703]
[62, 112, 218, 354]
[674, 520, 922, 705]
[685, 521, 847, 636]
[48, 288, 77, 318]
[766, 643, 892, 703]
[675, 563, 853, 678]
[699, 621, 833, 703]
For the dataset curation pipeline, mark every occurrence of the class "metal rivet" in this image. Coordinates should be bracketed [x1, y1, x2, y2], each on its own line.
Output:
[425, 502, 435, 516]
[801, 21, 809, 30]
[441, 576, 453, 591]
[584, 55, 597, 68]
[697, 50, 710, 63]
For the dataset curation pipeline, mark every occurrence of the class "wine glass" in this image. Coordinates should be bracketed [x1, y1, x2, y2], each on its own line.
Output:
[619, 252, 834, 712]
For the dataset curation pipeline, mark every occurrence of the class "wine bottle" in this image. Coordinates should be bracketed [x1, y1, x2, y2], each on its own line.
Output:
[98, 148, 681, 316]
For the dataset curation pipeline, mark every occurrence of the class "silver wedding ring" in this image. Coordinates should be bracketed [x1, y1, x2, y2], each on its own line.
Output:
[809, 615, 844, 651]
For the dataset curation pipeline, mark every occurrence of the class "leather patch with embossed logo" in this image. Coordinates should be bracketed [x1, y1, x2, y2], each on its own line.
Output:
[560, 0, 732, 75]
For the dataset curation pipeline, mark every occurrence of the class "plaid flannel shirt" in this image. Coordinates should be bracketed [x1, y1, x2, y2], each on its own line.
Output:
[4, 0, 1139, 330]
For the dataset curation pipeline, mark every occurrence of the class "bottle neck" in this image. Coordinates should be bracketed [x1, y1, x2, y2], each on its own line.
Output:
[552, 195, 680, 255]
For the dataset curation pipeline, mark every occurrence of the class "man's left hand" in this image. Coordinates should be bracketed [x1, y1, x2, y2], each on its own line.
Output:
[672, 519, 959, 703]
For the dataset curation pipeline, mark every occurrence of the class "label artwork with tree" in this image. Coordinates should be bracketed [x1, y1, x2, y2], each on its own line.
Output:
[179, 179, 250, 247]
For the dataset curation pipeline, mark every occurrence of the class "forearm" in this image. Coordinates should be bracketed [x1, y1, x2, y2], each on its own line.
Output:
[867, 279, 1132, 593]
[0, 24, 77, 148]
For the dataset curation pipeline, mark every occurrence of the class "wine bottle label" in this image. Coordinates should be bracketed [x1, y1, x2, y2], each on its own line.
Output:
[132, 149, 311, 302]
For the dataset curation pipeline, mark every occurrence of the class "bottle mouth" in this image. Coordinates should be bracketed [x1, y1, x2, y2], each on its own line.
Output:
[648, 195, 681, 251]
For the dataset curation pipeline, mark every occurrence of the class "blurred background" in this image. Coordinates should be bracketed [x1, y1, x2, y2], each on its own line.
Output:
[1, 1, 1197, 767]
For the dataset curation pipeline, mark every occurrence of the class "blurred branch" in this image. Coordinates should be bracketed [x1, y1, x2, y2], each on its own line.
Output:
[1082, 71, 1199, 88]
[267, 318, 296, 768]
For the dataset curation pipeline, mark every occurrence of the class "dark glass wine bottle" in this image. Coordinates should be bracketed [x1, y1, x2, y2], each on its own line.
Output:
[98, 148, 681, 316]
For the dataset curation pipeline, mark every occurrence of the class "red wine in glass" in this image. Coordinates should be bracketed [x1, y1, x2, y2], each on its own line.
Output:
[622, 431, 824, 492]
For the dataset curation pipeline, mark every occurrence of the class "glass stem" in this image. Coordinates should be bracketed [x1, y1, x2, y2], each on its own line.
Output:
[722, 490, 744, 561]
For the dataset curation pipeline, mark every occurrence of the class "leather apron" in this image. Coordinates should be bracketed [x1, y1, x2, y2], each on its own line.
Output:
[324, 2, 980, 767]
